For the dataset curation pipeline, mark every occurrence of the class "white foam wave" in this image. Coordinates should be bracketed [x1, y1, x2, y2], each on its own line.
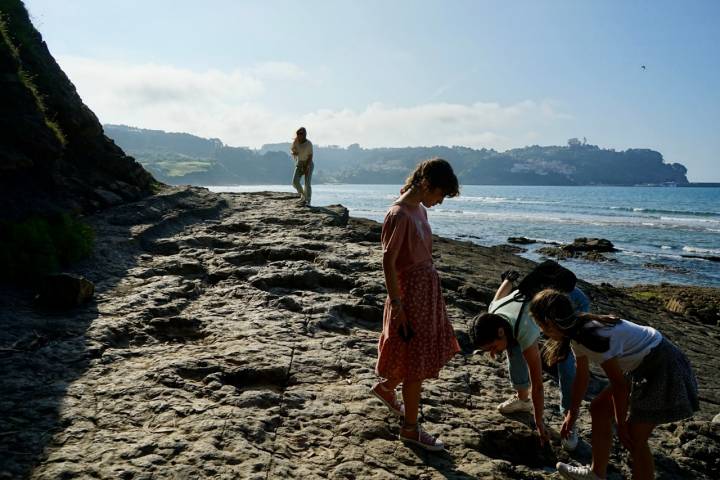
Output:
[449, 195, 507, 203]
[660, 216, 720, 225]
[448, 195, 552, 205]
[422, 210, 720, 233]
[532, 237, 566, 245]
[682, 246, 720, 255]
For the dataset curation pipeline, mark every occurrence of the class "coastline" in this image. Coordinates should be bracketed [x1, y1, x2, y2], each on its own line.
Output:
[207, 184, 720, 288]
[681, 182, 720, 188]
[201, 181, 720, 187]
[1, 187, 717, 478]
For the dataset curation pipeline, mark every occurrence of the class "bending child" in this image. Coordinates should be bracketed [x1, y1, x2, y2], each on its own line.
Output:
[530, 289, 699, 480]
[371, 158, 461, 451]
[468, 261, 589, 450]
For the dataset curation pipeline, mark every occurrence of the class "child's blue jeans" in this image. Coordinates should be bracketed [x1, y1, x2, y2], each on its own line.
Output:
[505, 287, 588, 412]
[506, 345, 576, 413]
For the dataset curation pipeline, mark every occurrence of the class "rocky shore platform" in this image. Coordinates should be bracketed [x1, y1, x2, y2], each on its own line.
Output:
[1, 187, 719, 479]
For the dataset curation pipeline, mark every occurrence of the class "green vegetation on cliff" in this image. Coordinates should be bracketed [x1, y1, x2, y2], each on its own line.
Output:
[0, 0, 156, 223]
[0, 6, 65, 146]
[0, 213, 94, 282]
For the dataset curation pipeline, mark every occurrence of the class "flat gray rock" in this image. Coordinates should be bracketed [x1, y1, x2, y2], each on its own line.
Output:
[1, 186, 718, 479]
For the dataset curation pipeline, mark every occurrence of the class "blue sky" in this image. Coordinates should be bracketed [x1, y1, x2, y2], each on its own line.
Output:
[24, 0, 720, 181]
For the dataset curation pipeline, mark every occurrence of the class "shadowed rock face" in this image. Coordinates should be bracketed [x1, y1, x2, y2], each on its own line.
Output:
[1, 188, 719, 479]
[0, 1, 155, 220]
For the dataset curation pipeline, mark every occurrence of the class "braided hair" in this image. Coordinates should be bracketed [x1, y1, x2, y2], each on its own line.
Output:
[400, 158, 460, 197]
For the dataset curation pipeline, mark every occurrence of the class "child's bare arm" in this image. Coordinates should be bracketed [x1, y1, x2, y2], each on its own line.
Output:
[382, 250, 409, 333]
[570, 355, 590, 415]
[524, 342, 547, 444]
[493, 279, 513, 301]
[382, 250, 402, 301]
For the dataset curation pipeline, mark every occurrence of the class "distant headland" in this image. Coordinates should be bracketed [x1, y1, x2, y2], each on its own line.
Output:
[104, 124, 691, 187]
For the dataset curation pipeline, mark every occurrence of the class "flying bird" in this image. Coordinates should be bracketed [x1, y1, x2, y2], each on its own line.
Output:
[641, 65, 646, 70]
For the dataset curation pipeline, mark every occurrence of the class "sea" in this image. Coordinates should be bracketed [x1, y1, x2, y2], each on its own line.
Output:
[207, 184, 720, 288]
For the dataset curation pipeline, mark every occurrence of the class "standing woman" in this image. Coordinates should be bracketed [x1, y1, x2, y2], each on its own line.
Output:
[290, 127, 313, 206]
[530, 289, 699, 480]
[371, 158, 461, 451]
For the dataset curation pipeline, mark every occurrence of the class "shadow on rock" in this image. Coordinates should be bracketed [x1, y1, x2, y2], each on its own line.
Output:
[0, 187, 225, 478]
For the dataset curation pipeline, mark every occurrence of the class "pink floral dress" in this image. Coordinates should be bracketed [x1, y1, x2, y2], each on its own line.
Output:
[376, 203, 460, 382]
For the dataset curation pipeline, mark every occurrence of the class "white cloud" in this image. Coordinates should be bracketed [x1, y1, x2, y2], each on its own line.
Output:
[251, 61, 308, 81]
[58, 56, 572, 150]
[300, 101, 571, 150]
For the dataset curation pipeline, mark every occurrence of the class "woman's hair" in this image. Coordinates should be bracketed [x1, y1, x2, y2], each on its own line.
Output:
[400, 158, 460, 197]
[291, 127, 307, 155]
[468, 313, 516, 350]
[529, 289, 620, 365]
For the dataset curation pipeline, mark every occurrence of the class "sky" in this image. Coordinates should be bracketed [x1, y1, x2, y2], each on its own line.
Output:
[23, 0, 720, 181]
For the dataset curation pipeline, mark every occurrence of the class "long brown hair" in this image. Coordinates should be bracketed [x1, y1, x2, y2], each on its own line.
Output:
[529, 289, 620, 365]
[291, 127, 306, 155]
[400, 158, 460, 197]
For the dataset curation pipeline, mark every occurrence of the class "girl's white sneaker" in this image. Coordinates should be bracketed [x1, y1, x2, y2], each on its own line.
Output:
[556, 462, 602, 480]
[497, 395, 532, 413]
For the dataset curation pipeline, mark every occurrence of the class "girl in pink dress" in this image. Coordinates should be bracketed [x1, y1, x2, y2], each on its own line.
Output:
[371, 158, 461, 451]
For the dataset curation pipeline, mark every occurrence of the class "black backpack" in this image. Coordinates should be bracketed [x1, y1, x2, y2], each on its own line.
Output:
[516, 260, 577, 301]
[490, 260, 577, 343]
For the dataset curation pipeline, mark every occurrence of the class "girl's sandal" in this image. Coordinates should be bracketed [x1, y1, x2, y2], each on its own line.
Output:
[399, 425, 445, 452]
[370, 383, 405, 417]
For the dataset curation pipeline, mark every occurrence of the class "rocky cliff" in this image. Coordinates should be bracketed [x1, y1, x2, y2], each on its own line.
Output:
[0, 1, 155, 221]
[1, 188, 718, 479]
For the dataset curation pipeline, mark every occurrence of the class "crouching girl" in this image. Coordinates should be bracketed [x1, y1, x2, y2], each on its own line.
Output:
[468, 262, 589, 450]
[530, 289, 699, 480]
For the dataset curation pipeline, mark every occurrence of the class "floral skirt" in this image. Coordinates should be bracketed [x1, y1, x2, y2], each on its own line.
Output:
[376, 262, 460, 382]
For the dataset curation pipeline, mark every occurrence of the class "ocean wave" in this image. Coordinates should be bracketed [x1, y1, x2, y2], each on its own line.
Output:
[615, 249, 652, 258]
[434, 211, 567, 223]
[433, 208, 467, 215]
[424, 210, 720, 233]
[448, 195, 553, 205]
[659, 216, 720, 224]
[682, 246, 720, 255]
[614, 248, 690, 262]
[607, 205, 720, 217]
[450, 195, 508, 203]
[532, 237, 566, 245]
